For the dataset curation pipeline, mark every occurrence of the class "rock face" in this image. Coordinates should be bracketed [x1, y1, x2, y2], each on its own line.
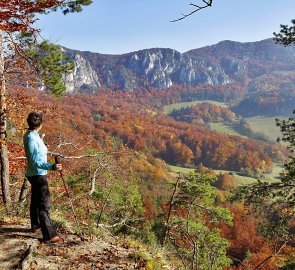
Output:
[63, 52, 101, 93]
[63, 39, 295, 92]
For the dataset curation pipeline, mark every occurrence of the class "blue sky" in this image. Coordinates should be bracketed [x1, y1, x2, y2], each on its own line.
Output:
[36, 0, 295, 54]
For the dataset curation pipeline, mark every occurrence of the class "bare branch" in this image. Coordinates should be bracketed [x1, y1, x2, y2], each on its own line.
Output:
[97, 218, 128, 228]
[88, 167, 100, 195]
[12, 150, 120, 163]
[48, 150, 118, 159]
[11, 156, 26, 160]
[64, 154, 111, 159]
[253, 242, 287, 270]
[171, 0, 213, 22]
[52, 139, 91, 153]
[162, 173, 182, 245]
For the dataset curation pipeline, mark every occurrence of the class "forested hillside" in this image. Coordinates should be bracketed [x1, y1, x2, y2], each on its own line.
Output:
[1, 84, 293, 269]
[0, 1, 294, 269]
[61, 39, 295, 118]
[2, 39, 294, 269]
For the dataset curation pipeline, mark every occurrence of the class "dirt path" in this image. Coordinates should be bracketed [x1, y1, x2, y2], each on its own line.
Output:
[0, 220, 147, 270]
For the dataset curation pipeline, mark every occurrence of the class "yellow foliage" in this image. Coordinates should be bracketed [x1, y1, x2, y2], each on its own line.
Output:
[145, 109, 157, 116]
[146, 261, 154, 270]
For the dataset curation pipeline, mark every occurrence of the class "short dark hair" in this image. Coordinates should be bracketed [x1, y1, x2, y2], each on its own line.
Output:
[27, 112, 43, 130]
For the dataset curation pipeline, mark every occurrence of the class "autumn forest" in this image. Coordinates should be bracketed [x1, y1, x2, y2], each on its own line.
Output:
[2, 81, 293, 269]
[0, 1, 295, 270]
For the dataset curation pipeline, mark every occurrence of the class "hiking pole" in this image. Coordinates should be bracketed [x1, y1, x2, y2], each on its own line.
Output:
[54, 155, 85, 241]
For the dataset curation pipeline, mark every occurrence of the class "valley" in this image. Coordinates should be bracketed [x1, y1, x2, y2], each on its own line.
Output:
[168, 162, 284, 186]
[2, 37, 294, 270]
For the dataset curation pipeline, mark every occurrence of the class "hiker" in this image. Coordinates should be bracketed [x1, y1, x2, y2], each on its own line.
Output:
[23, 112, 64, 244]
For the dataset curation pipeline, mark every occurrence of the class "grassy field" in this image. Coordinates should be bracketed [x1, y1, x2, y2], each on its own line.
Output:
[164, 101, 286, 186]
[168, 163, 284, 186]
[209, 122, 246, 137]
[163, 100, 228, 114]
[163, 100, 287, 142]
[210, 117, 288, 142]
[169, 165, 195, 174]
[245, 116, 287, 142]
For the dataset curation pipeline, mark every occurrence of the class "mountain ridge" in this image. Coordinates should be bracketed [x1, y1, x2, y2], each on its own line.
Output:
[63, 38, 295, 93]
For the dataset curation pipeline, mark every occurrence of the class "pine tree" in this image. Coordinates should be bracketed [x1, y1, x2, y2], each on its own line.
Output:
[163, 172, 232, 270]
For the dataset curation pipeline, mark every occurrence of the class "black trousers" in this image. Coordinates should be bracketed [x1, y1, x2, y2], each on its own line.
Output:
[27, 175, 57, 241]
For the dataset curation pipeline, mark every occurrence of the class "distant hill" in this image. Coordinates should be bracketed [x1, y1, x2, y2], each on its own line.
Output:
[63, 38, 295, 92]
[185, 39, 295, 64]
[62, 39, 295, 116]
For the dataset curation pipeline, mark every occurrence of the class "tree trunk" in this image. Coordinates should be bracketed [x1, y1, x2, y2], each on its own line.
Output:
[19, 177, 29, 204]
[162, 174, 181, 246]
[0, 30, 11, 206]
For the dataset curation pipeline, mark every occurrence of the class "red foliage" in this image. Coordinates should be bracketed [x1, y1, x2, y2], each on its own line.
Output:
[7, 86, 283, 176]
[143, 198, 156, 220]
[170, 102, 236, 124]
[221, 203, 290, 270]
[214, 173, 236, 190]
[0, 0, 63, 33]
[8, 141, 25, 175]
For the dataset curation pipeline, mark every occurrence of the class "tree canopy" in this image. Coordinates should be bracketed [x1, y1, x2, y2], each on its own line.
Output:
[0, 0, 92, 32]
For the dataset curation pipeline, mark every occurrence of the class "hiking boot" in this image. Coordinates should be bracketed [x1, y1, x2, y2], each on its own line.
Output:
[45, 236, 64, 244]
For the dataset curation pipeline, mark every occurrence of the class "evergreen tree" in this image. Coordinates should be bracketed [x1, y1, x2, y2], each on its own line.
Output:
[163, 172, 232, 270]
[235, 115, 295, 268]
[274, 19, 295, 46]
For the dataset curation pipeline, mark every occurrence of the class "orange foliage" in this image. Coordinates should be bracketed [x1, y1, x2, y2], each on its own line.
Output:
[7, 86, 283, 177]
[0, 0, 63, 33]
[170, 102, 236, 124]
[221, 203, 291, 269]
[215, 173, 237, 190]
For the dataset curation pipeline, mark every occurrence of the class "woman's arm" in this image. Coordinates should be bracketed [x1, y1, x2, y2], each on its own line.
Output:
[26, 139, 54, 170]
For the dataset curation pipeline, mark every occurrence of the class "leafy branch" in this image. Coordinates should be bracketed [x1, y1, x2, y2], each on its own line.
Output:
[274, 19, 295, 46]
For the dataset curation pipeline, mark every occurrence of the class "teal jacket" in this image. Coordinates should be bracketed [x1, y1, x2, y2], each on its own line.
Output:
[23, 130, 54, 177]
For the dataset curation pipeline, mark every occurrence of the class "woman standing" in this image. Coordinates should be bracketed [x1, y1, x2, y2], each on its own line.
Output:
[23, 112, 64, 243]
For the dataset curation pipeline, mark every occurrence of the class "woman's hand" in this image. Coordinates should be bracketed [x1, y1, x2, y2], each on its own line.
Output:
[53, 163, 62, 171]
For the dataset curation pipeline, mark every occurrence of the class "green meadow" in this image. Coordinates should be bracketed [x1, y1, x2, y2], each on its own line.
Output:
[163, 100, 228, 114]
[163, 100, 287, 143]
[245, 116, 287, 142]
[210, 116, 288, 143]
[165, 101, 286, 186]
[209, 122, 246, 137]
[168, 163, 284, 186]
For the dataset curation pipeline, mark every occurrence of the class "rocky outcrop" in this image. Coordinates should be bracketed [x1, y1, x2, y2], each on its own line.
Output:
[82, 47, 235, 90]
[63, 52, 101, 93]
[64, 39, 295, 92]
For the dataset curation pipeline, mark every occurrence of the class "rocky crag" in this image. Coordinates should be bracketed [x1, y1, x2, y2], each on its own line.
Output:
[63, 39, 295, 93]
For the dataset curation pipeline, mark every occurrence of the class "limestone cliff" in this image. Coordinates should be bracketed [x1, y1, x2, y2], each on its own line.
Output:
[63, 52, 101, 93]
[64, 39, 295, 92]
